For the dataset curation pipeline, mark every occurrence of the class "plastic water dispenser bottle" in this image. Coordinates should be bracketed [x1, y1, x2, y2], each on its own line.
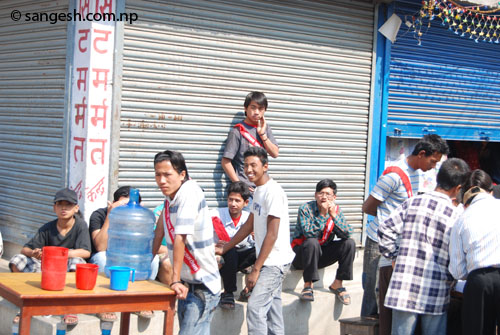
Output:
[105, 188, 155, 280]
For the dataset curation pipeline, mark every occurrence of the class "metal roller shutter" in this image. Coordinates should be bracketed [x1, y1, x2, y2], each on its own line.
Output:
[0, 0, 70, 245]
[120, 0, 374, 242]
[388, 0, 500, 141]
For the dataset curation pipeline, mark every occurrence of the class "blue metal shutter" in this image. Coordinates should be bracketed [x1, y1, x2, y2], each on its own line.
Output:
[387, 0, 500, 141]
[119, 0, 375, 243]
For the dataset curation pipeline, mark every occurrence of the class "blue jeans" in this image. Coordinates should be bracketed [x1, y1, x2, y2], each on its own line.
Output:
[361, 237, 380, 316]
[247, 263, 290, 335]
[178, 286, 220, 335]
[392, 309, 447, 335]
[90, 252, 159, 280]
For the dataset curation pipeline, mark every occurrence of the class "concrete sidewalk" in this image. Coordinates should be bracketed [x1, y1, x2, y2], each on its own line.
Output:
[0, 258, 8, 273]
[0, 250, 365, 334]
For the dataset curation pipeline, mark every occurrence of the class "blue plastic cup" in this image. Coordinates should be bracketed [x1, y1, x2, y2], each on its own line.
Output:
[109, 266, 135, 291]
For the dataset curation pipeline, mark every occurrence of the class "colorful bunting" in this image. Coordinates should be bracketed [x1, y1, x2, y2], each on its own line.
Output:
[403, 0, 500, 45]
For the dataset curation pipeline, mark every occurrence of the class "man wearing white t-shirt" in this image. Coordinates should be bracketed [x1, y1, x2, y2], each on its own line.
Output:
[216, 147, 295, 335]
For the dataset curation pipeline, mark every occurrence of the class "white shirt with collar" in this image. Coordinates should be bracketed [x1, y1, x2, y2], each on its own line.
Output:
[449, 192, 500, 280]
[211, 208, 254, 250]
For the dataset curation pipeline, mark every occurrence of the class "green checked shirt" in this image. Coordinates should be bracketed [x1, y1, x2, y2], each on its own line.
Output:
[293, 200, 353, 240]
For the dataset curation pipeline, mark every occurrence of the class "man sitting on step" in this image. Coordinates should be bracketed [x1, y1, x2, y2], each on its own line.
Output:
[213, 181, 256, 310]
[291, 179, 355, 304]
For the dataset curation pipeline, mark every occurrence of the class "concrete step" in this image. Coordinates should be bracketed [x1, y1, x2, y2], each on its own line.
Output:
[211, 278, 364, 335]
[0, 249, 364, 335]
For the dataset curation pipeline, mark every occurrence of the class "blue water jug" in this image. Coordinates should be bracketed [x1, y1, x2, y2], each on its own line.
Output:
[104, 188, 155, 280]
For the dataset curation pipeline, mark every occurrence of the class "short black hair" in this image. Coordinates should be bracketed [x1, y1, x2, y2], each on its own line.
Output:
[411, 134, 449, 156]
[243, 147, 268, 166]
[461, 169, 493, 205]
[244, 91, 268, 110]
[113, 186, 142, 203]
[315, 179, 337, 195]
[227, 181, 251, 201]
[153, 150, 190, 181]
[493, 185, 500, 199]
[435, 158, 470, 191]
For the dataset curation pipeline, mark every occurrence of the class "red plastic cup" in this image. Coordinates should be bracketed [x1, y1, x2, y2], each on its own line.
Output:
[41, 246, 69, 291]
[75, 263, 99, 290]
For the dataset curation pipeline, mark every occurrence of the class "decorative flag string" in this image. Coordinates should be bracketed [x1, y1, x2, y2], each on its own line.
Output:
[403, 0, 500, 45]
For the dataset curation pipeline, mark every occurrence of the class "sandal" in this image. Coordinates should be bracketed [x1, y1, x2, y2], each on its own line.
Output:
[96, 312, 118, 322]
[241, 266, 253, 274]
[329, 286, 351, 305]
[63, 314, 79, 326]
[300, 287, 314, 301]
[132, 310, 154, 319]
[219, 292, 235, 310]
[237, 288, 252, 302]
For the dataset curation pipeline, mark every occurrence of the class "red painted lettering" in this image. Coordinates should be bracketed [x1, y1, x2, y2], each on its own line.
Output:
[93, 29, 112, 54]
[76, 67, 88, 91]
[89, 138, 107, 165]
[75, 96, 87, 128]
[95, 0, 113, 14]
[73, 137, 86, 162]
[78, 29, 90, 53]
[90, 98, 108, 129]
[79, 0, 90, 15]
[92, 68, 109, 90]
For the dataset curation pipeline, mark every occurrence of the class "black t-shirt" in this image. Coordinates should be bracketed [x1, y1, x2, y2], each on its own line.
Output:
[24, 217, 91, 254]
[88, 207, 108, 256]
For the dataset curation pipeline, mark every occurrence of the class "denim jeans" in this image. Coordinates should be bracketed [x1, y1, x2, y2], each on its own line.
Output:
[90, 251, 159, 280]
[178, 286, 220, 335]
[392, 309, 447, 335]
[361, 237, 381, 316]
[247, 263, 290, 335]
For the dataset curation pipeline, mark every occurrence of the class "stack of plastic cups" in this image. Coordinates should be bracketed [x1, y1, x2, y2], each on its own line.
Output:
[56, 322, 66, 335]
[11, 321, 18, 335]
[101, 321, 113, 335]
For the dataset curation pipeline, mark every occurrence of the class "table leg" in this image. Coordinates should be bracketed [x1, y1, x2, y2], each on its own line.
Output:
[18, 308, 32, 335]
[119, 312, 131, 335]
[163, 308, 175, 335]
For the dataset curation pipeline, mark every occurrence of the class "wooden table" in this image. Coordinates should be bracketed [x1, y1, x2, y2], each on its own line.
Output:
[0, 272, 176, 335]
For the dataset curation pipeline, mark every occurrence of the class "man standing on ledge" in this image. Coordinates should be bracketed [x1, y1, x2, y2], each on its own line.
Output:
[222, 91, 279, 193]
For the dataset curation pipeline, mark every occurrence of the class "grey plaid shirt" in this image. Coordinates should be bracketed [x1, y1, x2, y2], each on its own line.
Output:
[378, 191, 461, 314]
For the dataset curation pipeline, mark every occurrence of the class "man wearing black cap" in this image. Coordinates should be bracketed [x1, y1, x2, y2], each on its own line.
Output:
[9, 188, 91, 273]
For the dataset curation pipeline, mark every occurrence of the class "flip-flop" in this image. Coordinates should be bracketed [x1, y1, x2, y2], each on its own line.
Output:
[299, 287, 314, 301]
[133, 310, 154, 319]
[63, 314, 79, 326]
[219, 292, 235, 310]
[329, 286, 351, 305]
[96, 312, 118, 322]
[237, 288, 252, 302]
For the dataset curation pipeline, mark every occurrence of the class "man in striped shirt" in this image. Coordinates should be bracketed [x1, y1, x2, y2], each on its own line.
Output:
[152, 150, 221, 335]
[361, 134, 449, 335]
[378, 158, 469, 335]
[449, 170, 500, 335]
